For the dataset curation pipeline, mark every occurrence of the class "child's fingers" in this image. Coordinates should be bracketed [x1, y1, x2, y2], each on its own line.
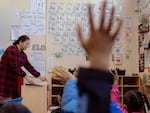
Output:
[88, 4, 94, 31]
[111, 17, 123, 39]
[99, 0, 107, 30]
[107, 6, 114, 32]
[77, 25, 87, 52]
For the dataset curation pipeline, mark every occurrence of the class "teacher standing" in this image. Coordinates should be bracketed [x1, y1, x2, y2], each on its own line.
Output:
[0, 35, 47, 98]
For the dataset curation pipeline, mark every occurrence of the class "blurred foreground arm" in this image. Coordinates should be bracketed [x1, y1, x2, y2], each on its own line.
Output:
[76, 1, 122, 113]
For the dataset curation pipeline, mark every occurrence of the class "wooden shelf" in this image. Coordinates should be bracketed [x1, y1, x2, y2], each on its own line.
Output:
[52, 95, 59, 98]
[119, 95, 123, 98]
[123, 85, 140, 87]
[118, 76, 141, 104]
[52, 84, 64, 87]
[51, 79, 64, 106]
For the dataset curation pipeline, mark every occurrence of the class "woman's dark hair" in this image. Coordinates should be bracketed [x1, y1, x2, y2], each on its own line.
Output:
[13, 35, 30, 45]
[0, 103, 32, 113]
[124, 90, 150, 113]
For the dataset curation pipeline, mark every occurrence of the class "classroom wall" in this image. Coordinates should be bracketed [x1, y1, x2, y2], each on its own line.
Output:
[0, 0, 28, 48]
[109, 0, 139, 75]
[0, 0, 139, 76]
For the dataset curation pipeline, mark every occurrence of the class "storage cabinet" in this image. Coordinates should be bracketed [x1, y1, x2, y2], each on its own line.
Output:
[118, 76, 141, 103]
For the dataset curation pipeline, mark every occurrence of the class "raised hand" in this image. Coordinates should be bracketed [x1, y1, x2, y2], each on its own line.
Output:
[113, 70, 119, 84]
[77, 0, 123, 70]
[52, 69, 76, 84]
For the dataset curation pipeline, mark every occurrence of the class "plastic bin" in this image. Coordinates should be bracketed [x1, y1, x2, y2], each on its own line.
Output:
[3, 97, 23, 104]
[0, 97, 23, 107]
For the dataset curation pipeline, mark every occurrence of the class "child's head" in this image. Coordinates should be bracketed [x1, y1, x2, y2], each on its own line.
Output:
[0, 103, 31, 113]
[124, 90, 150, 113]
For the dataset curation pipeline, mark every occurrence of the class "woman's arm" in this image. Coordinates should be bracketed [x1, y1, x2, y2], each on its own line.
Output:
[23, 56, 40, 77]
[24, 57, 47, 81]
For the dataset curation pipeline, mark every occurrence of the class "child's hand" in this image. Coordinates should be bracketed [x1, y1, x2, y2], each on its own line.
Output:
[113, 70, 118, 84]
[52, 69, 76, 84]
[77, 1, 123, 70]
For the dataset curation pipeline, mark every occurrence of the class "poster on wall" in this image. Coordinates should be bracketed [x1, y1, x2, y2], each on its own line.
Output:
[11, 16, 46, 40]
[48, 2, 122, 56]
[48, 2, 88, 56]
[11, 0, 46, 40]
[11, 25, 23, 40]
[113, 54, 123, 65]
[28, 51, 46, 76]
[30, 0, 46, 13]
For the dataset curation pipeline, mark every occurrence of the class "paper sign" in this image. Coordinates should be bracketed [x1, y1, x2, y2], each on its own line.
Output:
[114, 54, 123, 65]
[28, 51, 46, 76]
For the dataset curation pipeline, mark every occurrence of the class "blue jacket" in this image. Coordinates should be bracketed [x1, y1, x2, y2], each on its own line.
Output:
[61, 80, 78, 113]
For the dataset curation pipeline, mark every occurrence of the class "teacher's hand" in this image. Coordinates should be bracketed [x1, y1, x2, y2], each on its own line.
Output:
[24, 75, 34, 84]
[38, 76, 47, 81]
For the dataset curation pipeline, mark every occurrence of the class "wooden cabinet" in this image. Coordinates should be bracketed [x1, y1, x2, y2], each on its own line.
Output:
[118, 76, 141, 103]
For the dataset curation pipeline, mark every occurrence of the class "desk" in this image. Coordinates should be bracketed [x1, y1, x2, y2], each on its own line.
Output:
[21, 85, 48, 113]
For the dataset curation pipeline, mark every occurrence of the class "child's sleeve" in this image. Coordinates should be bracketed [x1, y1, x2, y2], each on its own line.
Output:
[111, 84, 120, 103]
[111, 84, 128, 113]
[62, 79, 78, 112]
[77, 67, 113, 113]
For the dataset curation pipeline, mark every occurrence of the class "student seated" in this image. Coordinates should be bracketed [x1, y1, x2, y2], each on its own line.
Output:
[111, 71, 150, 113]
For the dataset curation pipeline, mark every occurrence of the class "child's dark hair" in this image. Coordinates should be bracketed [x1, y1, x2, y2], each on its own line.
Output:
[124, 90, 150, 113]
[13, 35, 30, 45]
[0, 103, 32, 113]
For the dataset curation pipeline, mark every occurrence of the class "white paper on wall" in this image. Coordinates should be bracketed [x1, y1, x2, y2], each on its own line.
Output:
[11, 25, 24, 40]
[30, 0, 46, 14]
[28, 51, 46, 76]
[48, 3, 88, 56]
[48, 56, 54, 72]
[48, 2, 122, 56]
[114, 54, 123, 65]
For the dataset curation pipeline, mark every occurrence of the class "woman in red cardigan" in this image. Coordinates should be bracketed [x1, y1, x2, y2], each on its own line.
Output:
[0, 35, 47, 98]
